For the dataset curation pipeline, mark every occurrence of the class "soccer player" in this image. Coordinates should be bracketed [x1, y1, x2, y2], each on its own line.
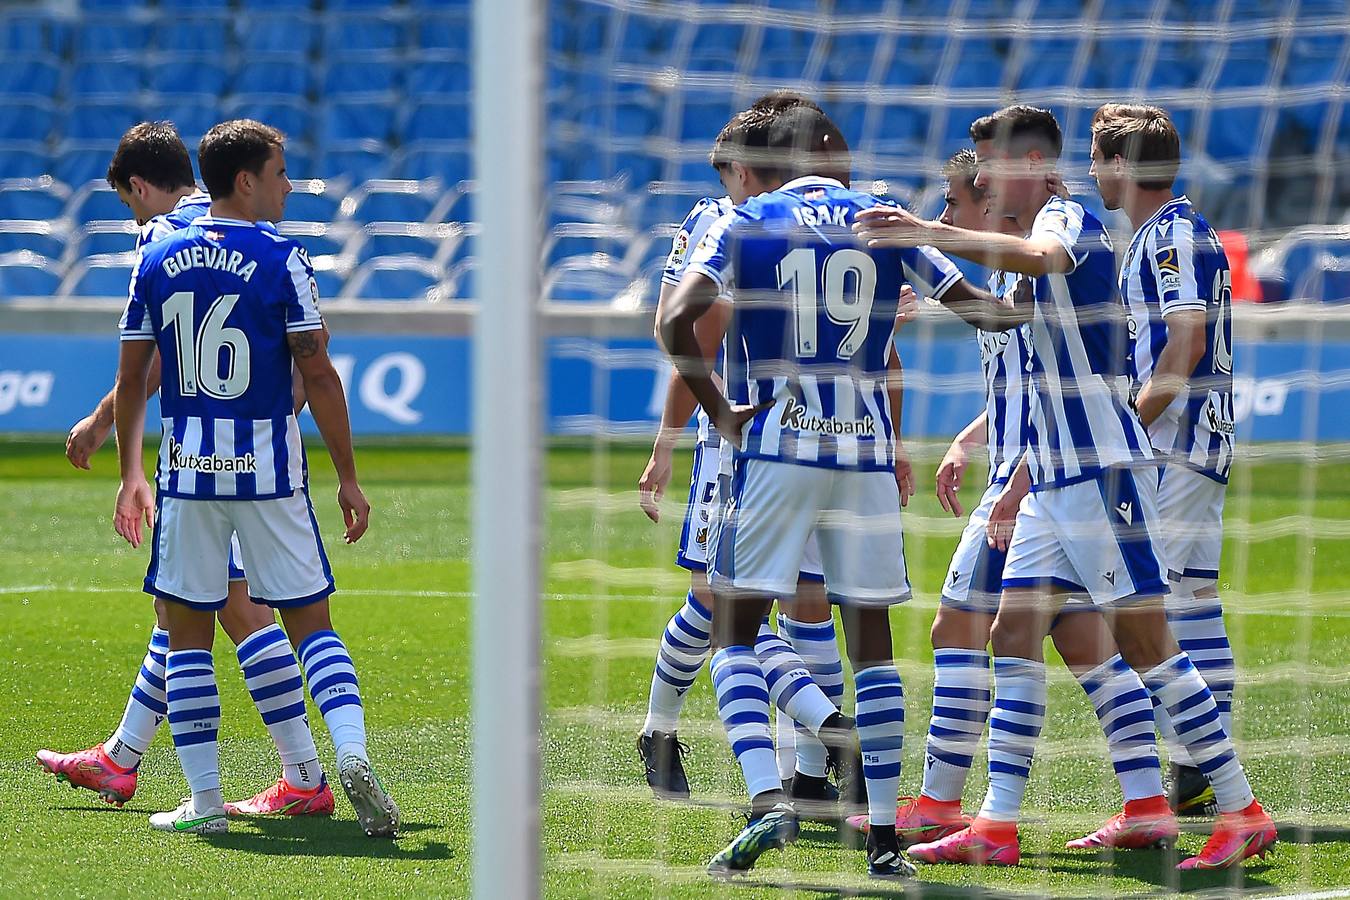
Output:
[852, 149, 1176, 853]
[637, 94, 862, 815]
[111, 119, 398, 837]
[39, 122, 335, 821]
[856, 105, 1274, 870]
[1090, 103, 1239, 818]
[661, 103, 1002, 879]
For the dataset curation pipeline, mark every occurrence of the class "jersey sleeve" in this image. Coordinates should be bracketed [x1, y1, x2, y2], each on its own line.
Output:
[901, 245, 964, 301]
[1031, 198, 1100, 274]
[283, 245, 325, 333]
[662, 198, 724, 286]
[118, 249, 156, 342]
[683, 211, 736, 295]
[1149, 216, 1207, 315]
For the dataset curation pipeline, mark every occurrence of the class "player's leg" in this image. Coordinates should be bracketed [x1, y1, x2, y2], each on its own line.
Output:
[232, 489, 399, 838]
[639, 443, 719, 798]
[36, 596, 171, 804]
[1050, 607, 1175, 850]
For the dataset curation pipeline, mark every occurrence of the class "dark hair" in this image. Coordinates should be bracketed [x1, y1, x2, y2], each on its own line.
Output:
[1091, 103, 1181, 191]
[969, 105, 1062, 158]
[198, 119, 286, 199]
[710, 92, 844, 169]
[942, 148, 984, 198]
[711, 103, 850, 183]
[106, 121, 195, 192]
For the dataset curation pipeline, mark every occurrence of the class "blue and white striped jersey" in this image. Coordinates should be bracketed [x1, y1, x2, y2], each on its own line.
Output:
[980, 269, 1034, 486]
[136, 191, 212, 249]
[1022, 197, 1154, 489]
[664, 196, 733, 446]
[119, 216, 324, 501]
[1120, 196, 1235, 482]
[686, 176, 963, 472]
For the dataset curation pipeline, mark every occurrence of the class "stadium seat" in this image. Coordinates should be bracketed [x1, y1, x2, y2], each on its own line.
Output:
[236, 13, 319, 55]
[615, 13, 679, 68]
[343, 179, 442, 225]
[543, 223, 633, 268]
[822, 32, 882, 84]
[0, 13, 69, 56]
[355, 223, 453, 264]
[62, 101, 142, 143]
[881, 36, 945, 87]
[59, 253, 137, 299]
[73, 17, 152, 56]
[403, 100, 471, 143]
[0, 143, 54, 180]
[314, 142, 392, 183]
[870, 103, 932, 152]
[311, 266, 346, 301]
[321, 53, 403, 98]
[1145, 38, 1201, 90]
[154, 100, 219, 145]
[544, 256, 640, 304]
[679, 91, 740, 142]
[1096, 0, 1158, 20]
[1283, 34, 1346, 87]
[1012, 38, 1082, 90]
[154, 15, 231, 55]
[67, 60, 144, 99]
[945, 38, 1007, 89]
[323, 13, 408, 55]
[0, 222, 65, 261]
[0, 180, 70, 222]
[445, 260, 476, 299]
[159, 0, 232, 10]
[416, 11, 471, 54]
[395, 142, 472, 182]
[285, 180, 346, 224]
[1206, 105, 1270, 162]
[150, 58, 230, 97]
[68, 184, 132, 225]
[1086, 37, 1146, 90]
[237, 0, 314, 8]
[0, 57, 60, 98]
[407, 53, 471, 96]
[685, 23, 747, 74]
[1215, 38, 1278, 89]
[224, 97, 313, 144]
[319, 101, 397, 144]
[70, 221, 140, 258]
[232, 58, 312, 97]
[343, 257, 446, 301]
[612, 150, 665, 187]
[277, 221, 350, 259]
[0, 251, 60, 298]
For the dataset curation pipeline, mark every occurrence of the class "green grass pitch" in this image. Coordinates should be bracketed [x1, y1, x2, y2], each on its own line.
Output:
[1, 436, 1347, 898]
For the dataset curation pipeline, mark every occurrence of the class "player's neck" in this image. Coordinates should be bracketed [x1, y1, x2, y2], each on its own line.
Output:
[1014, 188, 1054, 233]
[1124, 189, 1176, 231]
[209, 198, 257, 223]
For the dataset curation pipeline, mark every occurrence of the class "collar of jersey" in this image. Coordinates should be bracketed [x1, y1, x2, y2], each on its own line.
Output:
[175, 191, 210, 211]
[779, 175, 845, 192]
[1140, 194, 1190, 231]
[190, 215, 261, 228]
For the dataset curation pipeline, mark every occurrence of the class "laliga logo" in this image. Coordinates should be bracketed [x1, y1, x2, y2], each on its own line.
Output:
[0, 370, 54, 415]
[330, 352, 426, 425]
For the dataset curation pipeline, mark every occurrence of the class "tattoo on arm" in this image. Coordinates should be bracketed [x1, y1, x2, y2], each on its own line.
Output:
[288, 330, 321, 359]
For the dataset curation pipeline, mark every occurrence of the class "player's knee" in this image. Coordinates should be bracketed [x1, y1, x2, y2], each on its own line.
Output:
[1108, 600, 1177, 671]
[988, 607, 1040, 659]
[218, 581, 276, 644]
[1049, 610, 1114, 672]
[841, 606, 893, 669]
[930, 605, 992, 650]
[689, 579, 716, 613]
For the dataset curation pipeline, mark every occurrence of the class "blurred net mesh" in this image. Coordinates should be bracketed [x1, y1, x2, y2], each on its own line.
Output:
[542, 0, 1350, 894]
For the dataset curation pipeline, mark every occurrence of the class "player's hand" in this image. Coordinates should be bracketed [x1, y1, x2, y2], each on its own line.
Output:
[1046, 171, 1071, 200]
[638, 446, 674, 523]
[113, 479, 155, 548]
[853, 206, 931, 248]
[66, 413, 113, 470]
[985, 486, 1021, 552]
[895, 283, 921, 329]
[894, 441, 915, 508]
[337, 480, 371, 544]
[715, 401, 772, 449]
[935, 440, 969, 518]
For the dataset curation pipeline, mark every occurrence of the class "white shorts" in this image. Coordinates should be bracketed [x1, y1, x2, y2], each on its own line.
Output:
[710, 458, 908, 606]
[941, 481, 1092, 615]
[1002, 467, 1169, 605]
[227, 534, 245, 581]
[1156, 464, 1226, 584]
[145, 489, 335, 610]
[680, 444, 822, 582]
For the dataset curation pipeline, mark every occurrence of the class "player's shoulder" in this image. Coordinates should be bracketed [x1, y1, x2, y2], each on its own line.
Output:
[1035, 195, 1096, 229]
[679, 195, 733, 229]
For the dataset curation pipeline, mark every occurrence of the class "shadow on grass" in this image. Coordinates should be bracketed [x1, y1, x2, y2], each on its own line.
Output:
[1031, 845, 1279, 893]
[1275, 821, 1350, 844]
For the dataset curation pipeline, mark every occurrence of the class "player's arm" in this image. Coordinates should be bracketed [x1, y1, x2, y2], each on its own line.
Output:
[856, 206, 1074, 276]
[112, 339, 156, 548]
[656, 273, 746, 444]
[885, 346, 914, 507]
[937, 275, 1034, 332]
[67, 344, 163, 469]
[936, 411, 988, 518]
[985, 451, 1031, 552]
[291, 324, 330, 415]
[1134, 309, 1206, 427]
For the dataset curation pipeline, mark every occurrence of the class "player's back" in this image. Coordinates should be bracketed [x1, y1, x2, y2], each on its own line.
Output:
[137, 190, 212, 250]
[121, 215, 323, 499]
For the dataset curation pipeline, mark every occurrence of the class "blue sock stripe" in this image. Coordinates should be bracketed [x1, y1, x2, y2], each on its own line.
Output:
[166, 684, 220, 703]
[929, 748, 974, 767]
[933, 685, 990, 702]
[311, 671, 360, 698]
[857, 684, 905, 704]
[990, 759, 1030, 778]
[1105, 707, 1158, 732]
[1092, 687, 1152, 718]
[236, 626, 288, 663]
[166, 651, 213, 669]
[1164, 688, 1212, 719]
[165, 666, 214, 680]
[298, 630, 342, 665]
[862, 762, 902, 779]
[131, 686, 168, 715]
[149, 630, 171, 650]
[661, 631, 707, 653]
[243, 653, 302, 680]
[172, 729, 219, 747]
[724, 710, 769, 728]
[1174, 704, 1221, 734]
[990, 715, 1042, 738]
[654, 666, 697, 689]
[854, 667, 901, 688]
[248, 675, 306, 703]
[994, 698, 1046, 717]
[1179, 636, 1233, 652]
[993, 659, 1043, 677]
[730, 737, 774, 756]
[318, 693, 363, 715]
[168, 705, 221, 724]
[935, 650, 990, 667]
[856, 709, 905, 729]
[139, 665, 166, 692]
[781, 618, 836, 640]
[1168, 606, 1224, 622]
[260, 700, 309, 725]
[1196, 749, 1236, 775]
[684, 592, 712, 621]
[929, 722, 984, 740]
[711, 663, 762, 687]
[302, 654, 352, 681]
[931, 706, 989, 725]
[715, 684, 771, 707]
[657, 649, 703, 674]
[1113, 757, 1162, 774]
[148, 650, 167, 667]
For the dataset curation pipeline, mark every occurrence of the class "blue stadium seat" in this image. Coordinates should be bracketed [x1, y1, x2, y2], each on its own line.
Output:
[285, 180, 345, 224]
[355, 223, 447, 263]
[71, 222, 140, 258]
[403, 100, 471, 143]
[1283, 34, 1346, 87]
[159, 0, 231, 10]
[946, 38, 1007, 89]
[155, 15, 230, 54]
[224, 97, 313, 144]
[311, 267, 345, 300]
[232, 59, 312, 97]
[69, 185, 132, 225]
[0, 180, 69, 221]
[276, 221, 349, 258]
[63, 101, 142, 142]
[1, 13, 69, 56]
[0, 143, 52, 179]
[822, 33, 882, 84]
[1277, 100, 1330, 146]
[827, 102, 868, 149]
[1013, 38, 1082, 90]
[679, 91, 739, 142]
[68, 61, 144, 98]
[344, 180, 441, 225]
[322, 53, 402, 97]
[1145, 38, 1200, 90]
[0, 252, 61, 298]
[871, 103, 931, 152]
[1086, 37, 1146, 90]
[237, 0, 314, 8]
[1215, 38, 1278, 89]
[612, 150, 664, 187]
[314, 142, 392, 182]
[320, 101, 396, 144]
[395, 142, 472, 182]
[236, 14, 319, 55]
[1, 99, 54, 142]
[0, 57, 60, 97]
[544, 224, 631, 267]
[344, 258, 445, 301]
[150, 58, 229, 96]
[407, 53, 470, 96]
[74, 17, 151, 56]
[614, 13, 678, 68]
[1096, 0, 1158, 20]
[881, 36, 945, 87]
[61, 254, 137, 298]
[544, 257, 637, 304]
[416, 12, 470, 54]
[685, 23, 746, 74]
[0, 223, 65, 261]
[51, 142, 118, 188]
[323, 14, 408, 54]
[446, 260, 476, 299]
[601, 98, 662, 137]
[1030, 0, 1088, 19]
[328, 0, 401, 8]
[155, 100, 219, 144]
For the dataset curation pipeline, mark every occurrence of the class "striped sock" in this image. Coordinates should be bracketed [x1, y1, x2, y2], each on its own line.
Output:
[298, 630, 367, 765]
[755, 628, 839, 738]
[105, 627, 170, 770]
[711, 646, 781, 799]
[1076, 655, 1164, 801]
[855, 666, 905, 826]
[237, 624, 321, 789]
[1168, 599, 1237, 739]
[642, 592, 711, 735]
[165, 648, 223, 810]
[780, 614, 843, 779]
[774, 706, 797, 782]
[921, 649, 991, 803]
[977, 657, 1046, 823]
[1143, 653, 1254, 814]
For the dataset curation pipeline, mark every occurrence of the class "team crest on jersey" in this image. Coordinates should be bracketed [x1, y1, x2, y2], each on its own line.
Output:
[695, 526, 709, 546]
[670, 229, 690, 268]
